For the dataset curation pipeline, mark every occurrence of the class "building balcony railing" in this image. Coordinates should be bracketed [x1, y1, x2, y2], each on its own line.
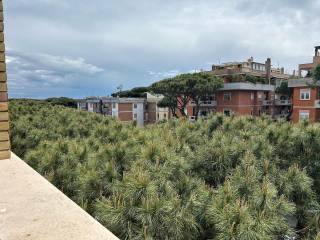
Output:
[262, 100, 274, 106]
[275, 100, 292, 106]
[189, 100, 217, 107]
[315, 100, 320, 108]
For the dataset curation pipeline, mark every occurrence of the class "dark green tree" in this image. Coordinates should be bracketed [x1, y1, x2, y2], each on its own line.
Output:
[276, 81, 292, 97]
[314, 64, 320, 82]
[157, 96, 178, 118]
[112, 87, 150, 98]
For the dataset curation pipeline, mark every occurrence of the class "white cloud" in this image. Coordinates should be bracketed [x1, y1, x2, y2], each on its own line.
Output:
[148, 70, 180, 79]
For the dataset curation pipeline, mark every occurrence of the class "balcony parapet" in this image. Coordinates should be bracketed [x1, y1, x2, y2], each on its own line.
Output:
[189, 100, 217, 107]
[275, 100, 292, 106]
[0, 153, 119, 240]
[262, 100, 274, 106]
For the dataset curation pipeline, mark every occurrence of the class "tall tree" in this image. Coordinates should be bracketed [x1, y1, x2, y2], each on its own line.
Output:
[276, 81, 292, 97]
[151, 72, 223, 119]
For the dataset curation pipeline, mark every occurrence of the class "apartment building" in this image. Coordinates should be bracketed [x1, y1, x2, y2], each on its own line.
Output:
[86, 97, 102, 113]
[216, 83, 275, 116]
[101, 97, 145, 125]
[211, 57, 293, 82]
[186, 57, 293, 119]
[288, 78, 319, 122]
[78, 93, 170, 125]
[186, 82, 276, 118]
[289, 46, 320, 123]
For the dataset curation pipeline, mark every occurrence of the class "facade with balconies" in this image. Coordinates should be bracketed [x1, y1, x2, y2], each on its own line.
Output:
[186, 82, 276, 118]
[210, 57, 294, 82]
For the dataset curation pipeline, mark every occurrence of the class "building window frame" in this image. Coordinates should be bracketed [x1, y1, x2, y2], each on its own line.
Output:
[251, 92, 255, 100]
[223, 92, 232, 101]
[224, 108, 231, 116]
[300, 88, 311, 101]
[299, 110, 310, 121]
[133, 113, 138, 119]
[133, 103, 138, 109]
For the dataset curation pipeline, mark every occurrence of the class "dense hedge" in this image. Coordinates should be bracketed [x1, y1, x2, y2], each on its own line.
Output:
[9, 99, 320, 239]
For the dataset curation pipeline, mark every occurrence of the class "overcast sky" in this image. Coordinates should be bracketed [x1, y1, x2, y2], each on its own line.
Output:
[4, 0, 320, 98]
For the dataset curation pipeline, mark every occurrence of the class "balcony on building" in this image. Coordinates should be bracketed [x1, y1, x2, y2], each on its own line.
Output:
[262, 100, 274, 106]
[189, 100, 217, 107]
[275, 99, 292, 106]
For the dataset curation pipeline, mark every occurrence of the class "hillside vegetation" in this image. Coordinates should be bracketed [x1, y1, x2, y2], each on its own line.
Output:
[9, 99, 320, 239]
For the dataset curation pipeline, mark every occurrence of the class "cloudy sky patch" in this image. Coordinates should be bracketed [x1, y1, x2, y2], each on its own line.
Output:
[4, 0, 320, 98]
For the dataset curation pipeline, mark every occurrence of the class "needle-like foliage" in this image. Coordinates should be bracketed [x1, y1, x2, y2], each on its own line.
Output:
[9, 99, 320, 239]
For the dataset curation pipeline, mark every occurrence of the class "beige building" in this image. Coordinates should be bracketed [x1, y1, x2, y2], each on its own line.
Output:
[145, 93, 170, 123]
[78, 93, 171, 125]
[211, 57, 293, 82]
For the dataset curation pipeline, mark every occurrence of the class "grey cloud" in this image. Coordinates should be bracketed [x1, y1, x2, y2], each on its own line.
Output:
[6, 50, 107, 98]
[3, 0, 320, 98]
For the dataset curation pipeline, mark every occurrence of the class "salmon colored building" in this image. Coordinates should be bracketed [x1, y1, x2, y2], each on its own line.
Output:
[216, 83, 275, 116]
[187, 82, 276, 118]
[185, 57, 293, 120]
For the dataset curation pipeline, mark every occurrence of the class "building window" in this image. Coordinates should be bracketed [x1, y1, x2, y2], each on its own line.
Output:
[224, 109, 231, 116]
[300, 89, 311, 100]
[133, 113, 138, 119]
[164, 113, 167, 118]
[223, 92, 231, 101]
[299, 110, 310, 121]
[112, 103, 116, 109]
[251, 93, 255, 100]
[133, 103, 138, 109]
[258, 93, 262, 99]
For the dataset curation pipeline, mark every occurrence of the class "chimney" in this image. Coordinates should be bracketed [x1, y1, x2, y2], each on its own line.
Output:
[0, 0, 10, 160]
[265, 58, 271, 85]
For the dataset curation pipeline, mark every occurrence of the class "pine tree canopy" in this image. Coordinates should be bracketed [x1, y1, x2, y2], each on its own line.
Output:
[9, 99, 320, 239]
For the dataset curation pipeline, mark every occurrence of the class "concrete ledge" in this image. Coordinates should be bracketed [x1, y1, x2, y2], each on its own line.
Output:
[0, 153, 119, 240]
